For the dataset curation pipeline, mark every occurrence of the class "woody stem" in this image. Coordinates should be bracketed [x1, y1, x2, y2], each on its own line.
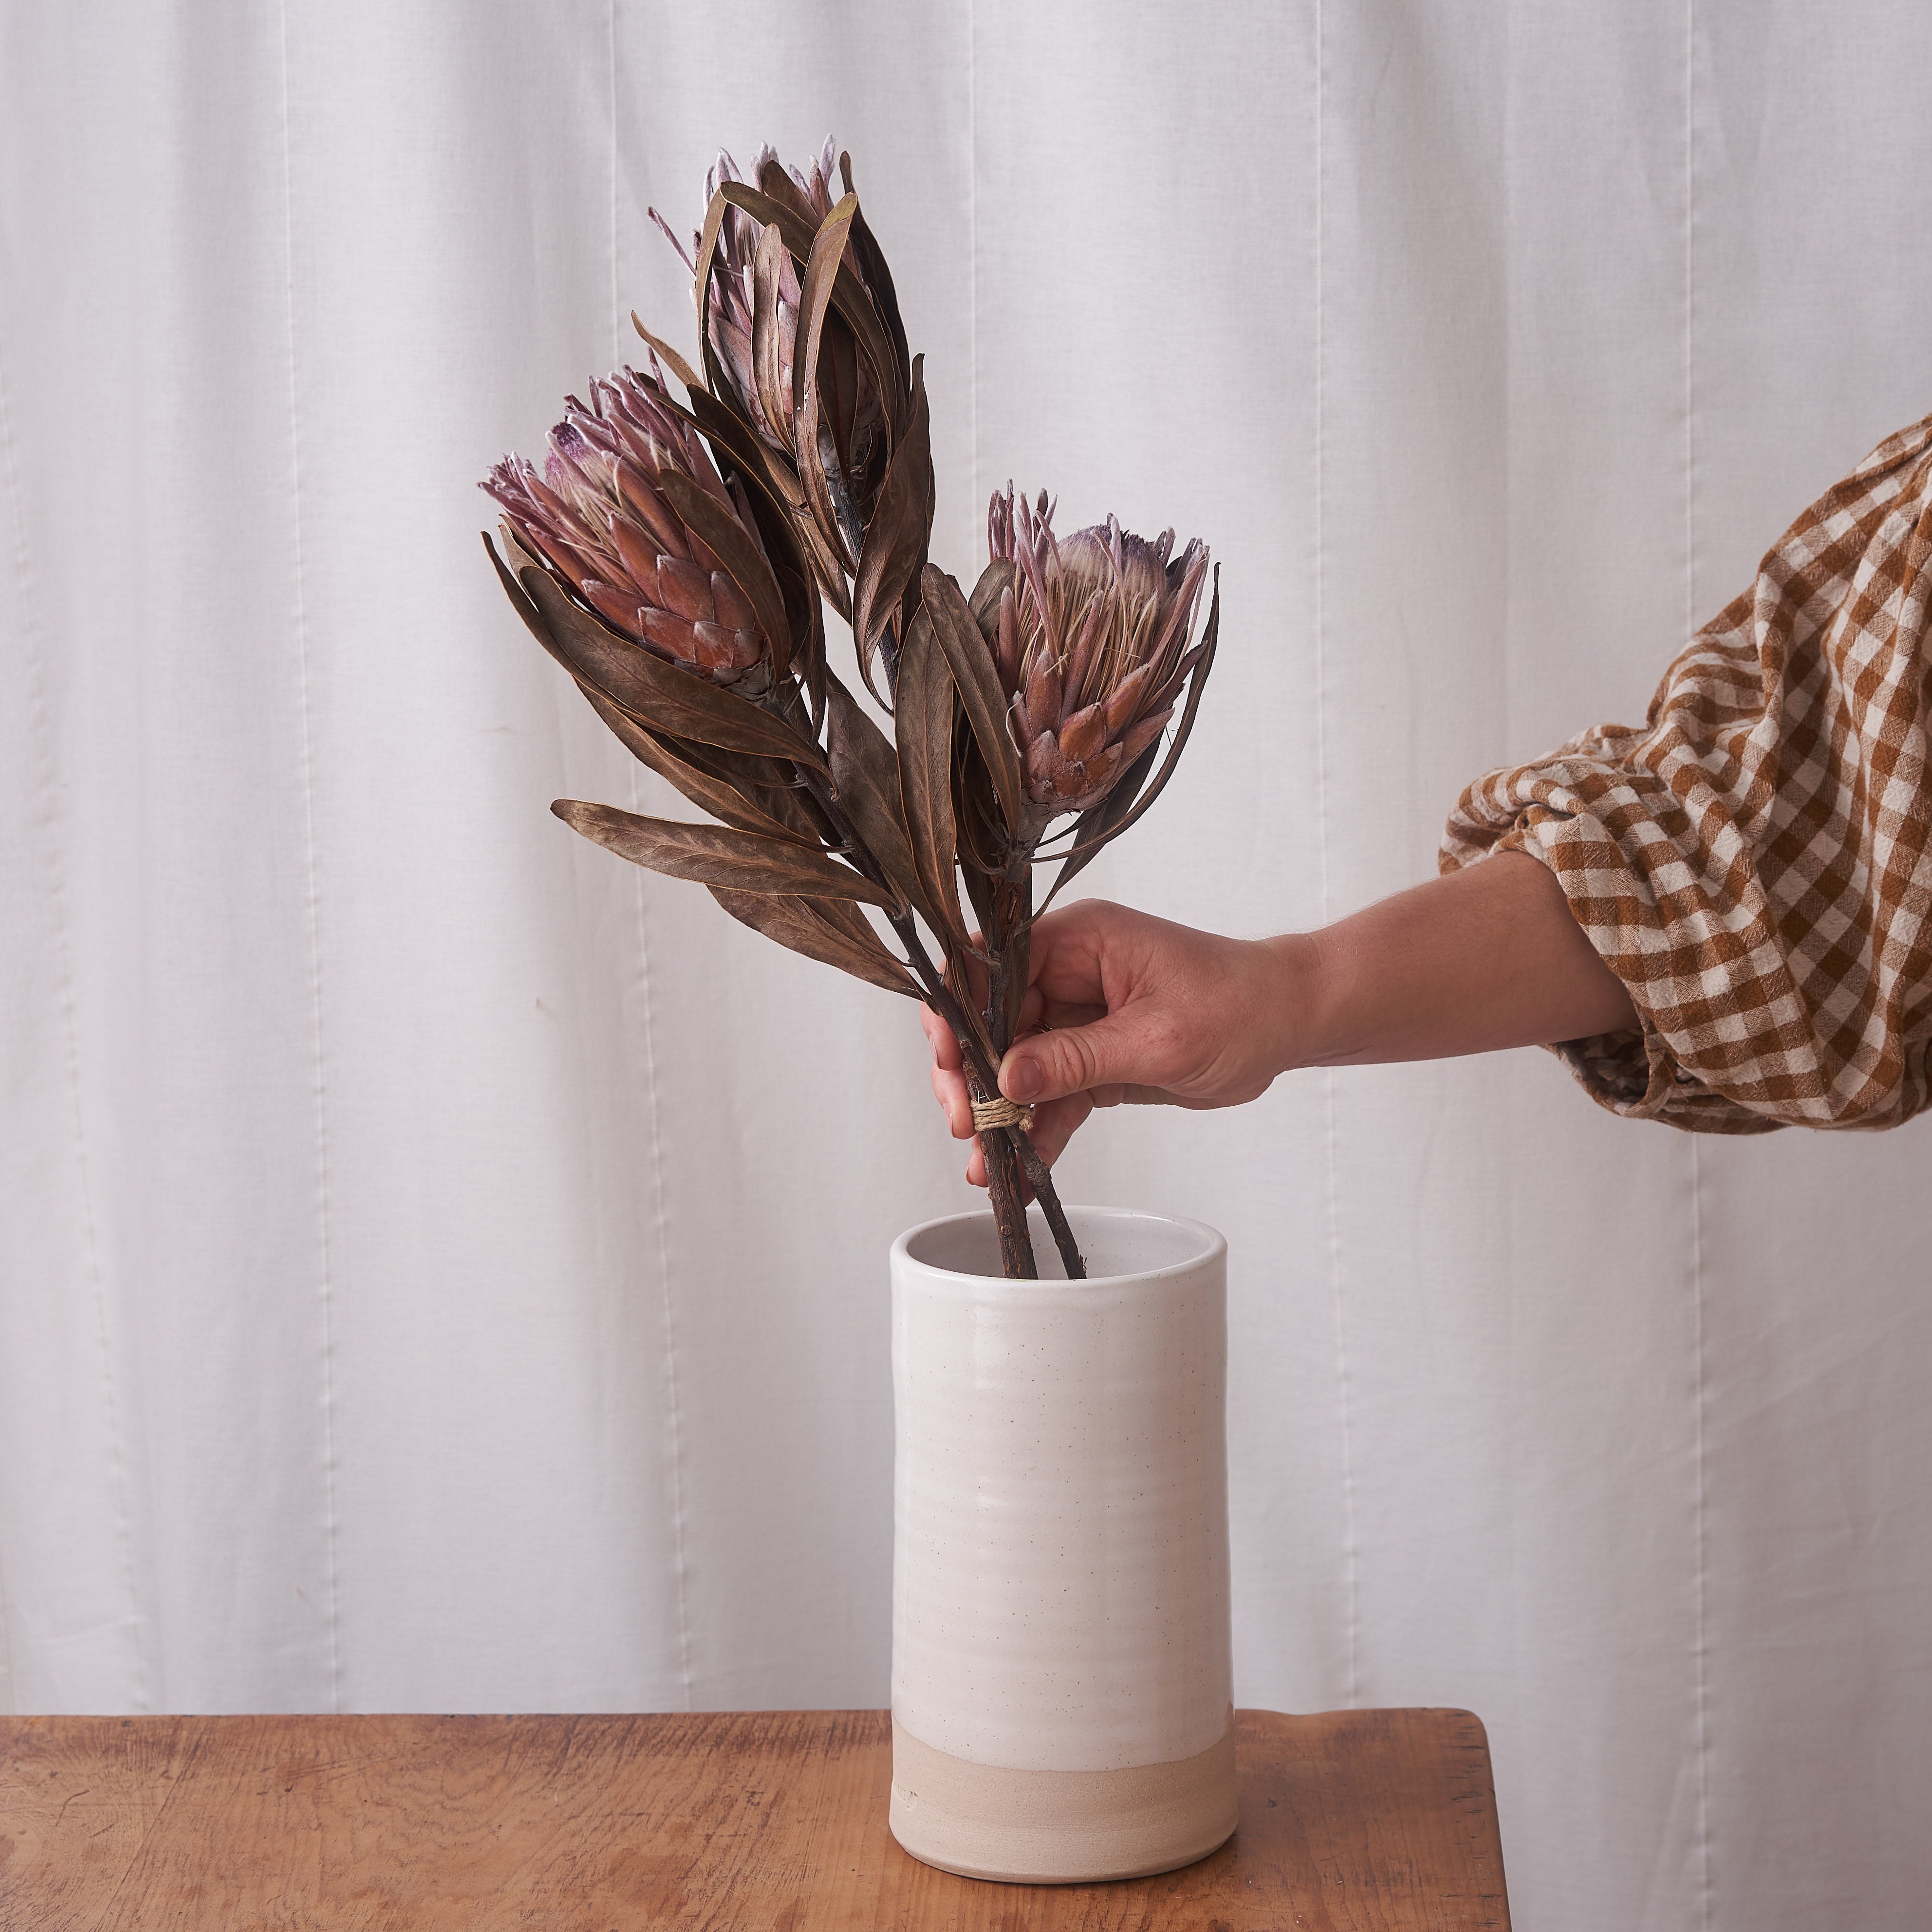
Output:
[785, 751, 1050, 1278]
[988, 864, 1085, 1279]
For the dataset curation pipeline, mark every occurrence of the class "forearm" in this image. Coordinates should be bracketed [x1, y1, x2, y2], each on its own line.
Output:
[1275, 851, 1638, 1070]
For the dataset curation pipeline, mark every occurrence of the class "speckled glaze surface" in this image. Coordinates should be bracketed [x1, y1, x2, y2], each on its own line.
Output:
[889, 1206, 1236, 1883]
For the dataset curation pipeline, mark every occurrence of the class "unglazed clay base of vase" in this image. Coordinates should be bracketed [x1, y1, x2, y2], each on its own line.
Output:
[890, 1719, 1238, 1884]
[890, 1206, 1235, 1884]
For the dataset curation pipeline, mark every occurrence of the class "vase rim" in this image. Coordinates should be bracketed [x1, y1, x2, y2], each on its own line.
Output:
[892, 1204, 1224, 1288]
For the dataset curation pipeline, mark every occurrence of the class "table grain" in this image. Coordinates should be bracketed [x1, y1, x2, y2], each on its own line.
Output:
[0, 1707, 1510, 1930]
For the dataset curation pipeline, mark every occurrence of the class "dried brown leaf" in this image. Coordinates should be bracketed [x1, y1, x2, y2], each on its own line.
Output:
[967, 556, 1018, 631]
[850, 357, 933, 700]
[952, 753, 1005, 878]
[752, 153, 821, 229]
[553, 801, 895, 908]
[805, 888, 898, 959]
[484, 528, 550, 638]
[825, 673, 924, 916]
[662, 381, 852, 624]
[794, 381, 855, 576]
[839, 152, 911, 393]
[693, 187, 733, 393]
[662, 381, 786, 499]
[922, 563, 1023, 838]
[630, 314, 704, 394]
[959, 831, 998, 946]
[656, 730, 828, 845]
[579, 687, 819, 848]
[794, 194, 859, 415]
[893, 608, 969, 951]
[709, 887, 920, 999]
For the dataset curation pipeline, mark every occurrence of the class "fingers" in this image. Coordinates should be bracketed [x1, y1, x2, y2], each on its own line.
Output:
[998, 1009, 1167, 1107]
[923, 1004, 975, 1140]
[925, 899, 1178, 1176]
[929, 1057, 974, 1139]
[920, 1001, 964, 1072]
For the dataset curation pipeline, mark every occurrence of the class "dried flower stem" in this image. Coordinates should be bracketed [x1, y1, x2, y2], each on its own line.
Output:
[1008, 1129, 1083, 1273]
[976, 901, 1034, 1279]
[977, 1127, 1037, 1279]
[782, 751, 1078, 1278]
[985, 863, 1087, 1280]
[988, 863, 1086, 1279]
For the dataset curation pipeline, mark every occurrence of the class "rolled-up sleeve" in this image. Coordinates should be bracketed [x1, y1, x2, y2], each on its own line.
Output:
[1443, 412, 1932, 1133]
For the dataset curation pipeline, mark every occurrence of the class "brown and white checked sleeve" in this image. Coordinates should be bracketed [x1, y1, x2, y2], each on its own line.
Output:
[1442, 412, 1932, 1133]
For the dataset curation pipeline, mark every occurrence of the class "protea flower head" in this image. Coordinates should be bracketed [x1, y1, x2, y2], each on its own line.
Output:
[651, 138, 897, 571]
[986, 487, 1212, 822]
[482, 365, 778, 687]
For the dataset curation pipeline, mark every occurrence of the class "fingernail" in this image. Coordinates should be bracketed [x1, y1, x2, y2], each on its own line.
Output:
[1003, 1054, 1041, 1102]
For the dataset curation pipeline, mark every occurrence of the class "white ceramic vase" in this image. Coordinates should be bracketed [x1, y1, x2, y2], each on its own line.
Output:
[889, 1205, 1236, 1884]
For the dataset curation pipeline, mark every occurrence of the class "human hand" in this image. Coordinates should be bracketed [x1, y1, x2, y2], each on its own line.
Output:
[920, 898, 1306, 1187]
[920, 858, 1640, 1188]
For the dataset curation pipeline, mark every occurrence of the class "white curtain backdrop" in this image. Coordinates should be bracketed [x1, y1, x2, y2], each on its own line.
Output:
[4, 3, 1930, 1924]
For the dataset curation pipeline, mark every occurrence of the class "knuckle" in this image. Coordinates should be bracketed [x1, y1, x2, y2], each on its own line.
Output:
[1065, 1029, 1106, 1090]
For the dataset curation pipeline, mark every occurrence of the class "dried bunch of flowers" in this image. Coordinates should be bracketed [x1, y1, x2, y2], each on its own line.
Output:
[483, 140, 1218, 1279]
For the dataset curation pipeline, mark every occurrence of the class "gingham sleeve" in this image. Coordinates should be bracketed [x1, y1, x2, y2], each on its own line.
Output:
[1442, 412, 1932, 1133]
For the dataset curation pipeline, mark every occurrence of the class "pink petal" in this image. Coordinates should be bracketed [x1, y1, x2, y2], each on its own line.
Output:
[1058, 701, 1107, 766]
[607, 518, 664, 605]
[582, 579, 645, 637]
[1102, 661, 1155, 734]
[996, 586, 1022, 693]
[1115, 708, 1172, 766]
[655, 555, 714, 622]
[1022, 650, 1062, 740]
[641, 607, 702, 665]
[709, 570, 757, 632]
[690, 622, 741, 672]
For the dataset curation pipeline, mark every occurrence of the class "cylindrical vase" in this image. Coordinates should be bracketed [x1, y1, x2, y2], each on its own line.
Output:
[889, 1205, 1236, 1884]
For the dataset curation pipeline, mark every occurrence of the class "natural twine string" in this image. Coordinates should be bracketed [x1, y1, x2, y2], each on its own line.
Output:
[971, 1096, 1035, 1133]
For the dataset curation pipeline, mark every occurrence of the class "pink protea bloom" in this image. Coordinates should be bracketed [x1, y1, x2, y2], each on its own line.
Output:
[986, 486, 1212, 819]
[483, 366, 775, 685]
[652, 138, 892, 570]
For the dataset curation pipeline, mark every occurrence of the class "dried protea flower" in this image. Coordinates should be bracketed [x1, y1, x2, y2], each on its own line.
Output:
[986, 487, 1211, 824]
[482, 365, 779, 687]
[651, 138, 902, 575]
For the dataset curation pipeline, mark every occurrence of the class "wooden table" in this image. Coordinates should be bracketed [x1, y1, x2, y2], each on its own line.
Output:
[1, 1707, 1510, 1930]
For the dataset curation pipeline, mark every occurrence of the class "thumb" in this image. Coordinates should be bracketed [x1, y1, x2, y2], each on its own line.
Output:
[1000, 1012, 1150, 1105]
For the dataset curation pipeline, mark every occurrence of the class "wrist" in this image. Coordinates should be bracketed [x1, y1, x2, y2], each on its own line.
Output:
[1253, 930, 1330, 1076]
